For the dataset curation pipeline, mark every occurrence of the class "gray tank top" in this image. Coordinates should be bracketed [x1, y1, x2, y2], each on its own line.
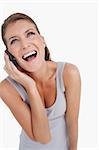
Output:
[6, 61, 69, 150]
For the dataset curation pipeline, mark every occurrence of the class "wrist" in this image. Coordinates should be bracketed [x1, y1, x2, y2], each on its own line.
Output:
[24, 82, 36, 92]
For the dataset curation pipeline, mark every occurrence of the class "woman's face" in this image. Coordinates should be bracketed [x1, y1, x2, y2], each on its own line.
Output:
[4, 19, 46, 72]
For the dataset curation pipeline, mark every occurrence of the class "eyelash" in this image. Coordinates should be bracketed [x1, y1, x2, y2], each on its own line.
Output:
[10, 39, 17, 45]
[27, 32, 35, 37]
[10, 32, 35, 45]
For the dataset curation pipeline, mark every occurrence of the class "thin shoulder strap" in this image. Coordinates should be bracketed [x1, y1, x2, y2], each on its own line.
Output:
[6, 76, 28, 101]
[57, 62, 66, 92]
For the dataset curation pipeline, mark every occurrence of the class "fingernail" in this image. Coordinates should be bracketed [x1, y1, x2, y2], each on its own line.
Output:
[4, 52, 7, 58]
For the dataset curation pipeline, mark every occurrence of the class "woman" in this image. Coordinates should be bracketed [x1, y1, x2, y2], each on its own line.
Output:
[0, 13, 81, 150]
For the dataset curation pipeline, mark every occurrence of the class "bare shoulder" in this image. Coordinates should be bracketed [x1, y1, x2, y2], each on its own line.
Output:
[0, 78, 21, 101]
[0, 79, 10, 97]
[63, 63, 81, 89]
[63, 63, 80, 76]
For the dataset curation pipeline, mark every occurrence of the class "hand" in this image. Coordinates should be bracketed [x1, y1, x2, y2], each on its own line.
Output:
[3, 53, 36, 89]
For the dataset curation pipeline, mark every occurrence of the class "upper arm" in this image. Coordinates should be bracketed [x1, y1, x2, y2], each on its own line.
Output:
[63, 63, 81, 124]
[0, 79, 35, 141]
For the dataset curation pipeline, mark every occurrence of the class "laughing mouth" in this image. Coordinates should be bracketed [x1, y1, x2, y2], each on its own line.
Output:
[22, 50, 37, 61]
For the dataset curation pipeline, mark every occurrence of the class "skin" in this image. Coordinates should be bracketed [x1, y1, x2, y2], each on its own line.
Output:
[0, 19, 81, 149]
[4, 20, 54, 85]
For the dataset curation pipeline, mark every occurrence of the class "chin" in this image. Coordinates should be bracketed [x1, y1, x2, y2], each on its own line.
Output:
[21, 64, 41, 73]
[18, 57, 44, 72]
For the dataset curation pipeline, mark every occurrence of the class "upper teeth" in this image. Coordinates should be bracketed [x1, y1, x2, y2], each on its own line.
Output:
[23, 51, 37, 59]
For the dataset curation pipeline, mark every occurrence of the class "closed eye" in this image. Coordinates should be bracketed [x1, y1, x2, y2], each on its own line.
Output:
[10, 39, 18, 45]
[27, 32, 35, 37]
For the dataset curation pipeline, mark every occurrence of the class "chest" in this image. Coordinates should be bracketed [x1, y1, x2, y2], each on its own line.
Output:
[36, 78, 57, 108]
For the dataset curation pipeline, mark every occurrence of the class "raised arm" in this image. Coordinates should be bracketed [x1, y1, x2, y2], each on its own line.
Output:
[0, 53, 51, 144]
[63, 63, 81, 150]
[0, 79, 36, 141]
[0, 79, 51, 144]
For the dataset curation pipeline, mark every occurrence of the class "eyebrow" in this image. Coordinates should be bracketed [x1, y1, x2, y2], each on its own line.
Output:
[8, 28, 35, 41]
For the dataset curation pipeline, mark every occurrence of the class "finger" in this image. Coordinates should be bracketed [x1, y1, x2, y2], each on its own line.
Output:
[4, 52, 12, 70]
[4, 52, 19, 75]
[4, 52, 9, 61]
[3, 65, 11, 76]
[10, 61, 26, 79]
[10, 61, 20, 73]
[3, 65, 7, 71]
[4, 53, 17, 78]
[4, 52, 25, 79]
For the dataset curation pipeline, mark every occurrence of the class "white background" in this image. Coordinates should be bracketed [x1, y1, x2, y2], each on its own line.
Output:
[0, 0, 98, 150]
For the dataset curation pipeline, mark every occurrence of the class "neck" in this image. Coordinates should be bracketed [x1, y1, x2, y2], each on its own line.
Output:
[26, 61, 54, 85]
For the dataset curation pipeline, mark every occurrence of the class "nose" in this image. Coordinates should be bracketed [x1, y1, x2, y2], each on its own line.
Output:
[21, 38, 31, 50]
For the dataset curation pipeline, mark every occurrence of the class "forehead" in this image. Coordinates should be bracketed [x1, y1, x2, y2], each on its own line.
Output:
[5, 20, 37, 38]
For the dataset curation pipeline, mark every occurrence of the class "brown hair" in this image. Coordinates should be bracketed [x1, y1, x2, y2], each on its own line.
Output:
[1, 13, 51, 61]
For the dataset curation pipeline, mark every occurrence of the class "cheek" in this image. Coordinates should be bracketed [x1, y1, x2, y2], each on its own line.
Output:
[31, 34, 44, 48]
[8, 43, 20, 54]
[8, 46, 20, 57]
[11, 43, 21, 50]
[32, 38, 44, 50]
